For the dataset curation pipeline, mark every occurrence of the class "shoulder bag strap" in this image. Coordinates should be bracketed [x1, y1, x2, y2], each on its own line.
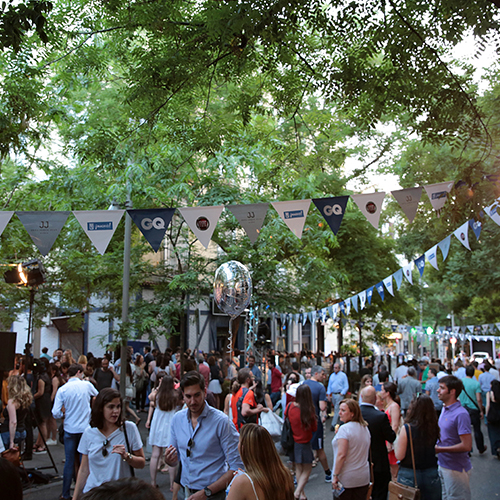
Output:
[463, 386, 480, 410]
[407, 424, 417, 488]
[122, 422, 135, 477]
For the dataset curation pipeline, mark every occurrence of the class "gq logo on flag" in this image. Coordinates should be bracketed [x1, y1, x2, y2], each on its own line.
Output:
[323, 204, 343, 216]
[284, 210, 304, 219]
[88, 222, 113, 231]
[141, 217, 165, 230]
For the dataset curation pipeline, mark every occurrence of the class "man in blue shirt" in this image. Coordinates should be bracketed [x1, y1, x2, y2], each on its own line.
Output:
[326, 362, 349, 429]
[165, 371, 243, 500]
[425, 367, 443, 414]
[246, 355, 262, 382]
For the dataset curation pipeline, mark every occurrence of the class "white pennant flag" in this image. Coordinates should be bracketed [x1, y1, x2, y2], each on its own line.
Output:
[485, 199, 500, 226]
[453, 221, 471, 250]
[402, 263, 413, 285]
[73, 210, 124, 255]
[344, 297, 351, 316]
[178, 206, 224, 249]
[391, 186, 422, 223]
[271, 200, 311, 238]
[425, 244, 439, 270]
[424, 181, 454, 215]
[438, 235, 451, 261]
[0, 211, 14, 237]
[332, 303, 340, 318]
[358, 290, 366, 310]
[383, 275, 394, 296]
[351, 192, 386, 229]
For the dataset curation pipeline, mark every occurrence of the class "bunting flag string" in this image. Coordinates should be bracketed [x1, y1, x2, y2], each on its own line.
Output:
[0, 211, 14, 238]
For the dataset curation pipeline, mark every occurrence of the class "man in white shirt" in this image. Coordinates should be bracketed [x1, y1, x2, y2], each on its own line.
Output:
[52, 363, 98, 500]
[394, 362, 408, 384]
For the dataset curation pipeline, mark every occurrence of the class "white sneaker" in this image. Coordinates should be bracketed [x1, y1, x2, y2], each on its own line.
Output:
[46, 439, 58, 446]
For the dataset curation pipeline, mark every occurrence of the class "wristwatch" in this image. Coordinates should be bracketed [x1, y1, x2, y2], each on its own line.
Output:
[204, 487, 213, 497]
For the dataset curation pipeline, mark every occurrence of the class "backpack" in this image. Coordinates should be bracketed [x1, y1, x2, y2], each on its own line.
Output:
[236, 387, 258, 429]
[280, 403, 294, 454]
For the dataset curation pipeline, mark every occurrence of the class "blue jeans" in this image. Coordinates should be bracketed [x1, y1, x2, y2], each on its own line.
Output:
[1, 430, 26, 449]
[62, 431, 82, 499]
[398, 466, 442, 500]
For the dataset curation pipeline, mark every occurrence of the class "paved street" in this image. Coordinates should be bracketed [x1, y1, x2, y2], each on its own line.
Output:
[22, 418, 499, 500]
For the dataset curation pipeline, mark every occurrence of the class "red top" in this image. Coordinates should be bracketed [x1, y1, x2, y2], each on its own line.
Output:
[231, 387, 257, 431]
[287, 403, 317, 444]
[270, 367, 282, 393]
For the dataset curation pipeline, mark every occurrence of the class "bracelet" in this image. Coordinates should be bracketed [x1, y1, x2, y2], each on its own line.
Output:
[123, 452, 132, 462]
[333, 473, 339, 477]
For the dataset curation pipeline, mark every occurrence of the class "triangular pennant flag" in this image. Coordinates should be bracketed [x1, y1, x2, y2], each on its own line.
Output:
[16, 211, 71, 256]
[453, 221, 471, 250]
[178, 206, 224, 249]
[312, 196, 349, 235]
[302, 313, 307, 326]
[366, 286, 374, 305]
[402, 263, 413, 285]
[358, 291, 366, 310]
[393, 269, 403, 290]
[370, 322, 377, 330]
[351, 192, 386, 229]
[320, 308, 327, 323]
[453, 326, 461, 334]
[73, 210, 124, 255]
[0, 211, 14, 238]
[423, 181, 454, 215]
[339, 302, 345, 316]
[496, 323, 500, 332]
[351, 294, 358, 312]
[469, 219, 482, 241]
[294, 314, 300, 324]
[467, 325, 474, 333]
[391, 186, 422, 223]
[438, 235, 451, 261]
[485, 199, 500, 226]
[383, 275, 394, 296]
[482, 324, 490, 333]
[425, 244, 439, 271]
[327, 305, 334, 319]
[344, 298, 351, 316]
[414, 255, 426, 277]
[271, 200, 311, 239]
[311, 310, 317, 324]
[127, 208, 175, 252]
[460, 326, 467, 334]
[332, 303, 340, 318]
[227, 203, 269, 244]
[376, 281, 385, 301]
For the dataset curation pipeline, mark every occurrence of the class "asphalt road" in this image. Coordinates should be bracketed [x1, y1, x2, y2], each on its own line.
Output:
[22, 419, 499, 500]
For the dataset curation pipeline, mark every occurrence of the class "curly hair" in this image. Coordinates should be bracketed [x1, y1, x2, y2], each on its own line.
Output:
[7, 375, 33, 409]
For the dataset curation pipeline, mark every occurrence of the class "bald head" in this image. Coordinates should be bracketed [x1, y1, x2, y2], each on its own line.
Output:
[361, 385, 377, 405]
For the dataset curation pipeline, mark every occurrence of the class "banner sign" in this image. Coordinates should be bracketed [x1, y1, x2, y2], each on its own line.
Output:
[438, 235, 451, 261]
[16, 211, 71, 256]
[391, 186, 422, 223]
[271, 199, 311, 239]
[425, 244, 439, 271]
[469, 219, 482, 241]
[351, 294, 358, 312]
[227, 203, 269, 244]
[383, 275, 394, 296]
[73, 210, 124, 255]
[366, 286, 374, 305]
[402, 263, 413, 285]
[178, 206, 224, 249]
[414, 255, 426, 277]
[424, 181, 454, 215]
[0, 211, 14, 237]
[359, 290, 366, 310]
[351, 192, 386, 229]
[312, 196, 349, 235]
[127, 208, 175, 252]
[453, 221, 471, 250]
[376, 281, 385, 301]
[393, 268, 403, 290]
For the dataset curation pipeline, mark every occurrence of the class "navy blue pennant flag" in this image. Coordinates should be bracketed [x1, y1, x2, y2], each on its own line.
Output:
[367, 286, 374, 305]
[312, 196, 350, 235]
[128, 208, 176, 252]
[339, 301, 345, 316]
[414, 255, 425, 277]
[376, 281, 385, 301]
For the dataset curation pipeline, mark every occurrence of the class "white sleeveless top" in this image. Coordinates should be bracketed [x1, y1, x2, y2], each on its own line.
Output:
[226, 469, 260, 500]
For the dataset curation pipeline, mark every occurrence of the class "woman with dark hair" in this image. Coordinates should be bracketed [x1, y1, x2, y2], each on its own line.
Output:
[394, 394, 441, 500]
[73, 388, 145, 500]
[226, 423, 294, 500]
[33, 358, 52, 453]
[253, 381, 273, 410]
[133, 355, 148, 413]
[380, 381, 401, 480]
[288, 384, 317, 500]
[331, 399, 371, 499]
[124, 362, 140, 425]
[146, 375, 178, 489]
[486, 379, 500, 459]
[207, 356, 223, 409]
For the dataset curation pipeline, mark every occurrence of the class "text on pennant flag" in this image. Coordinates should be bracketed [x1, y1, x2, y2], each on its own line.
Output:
[390, 186, 422, 223]
[312, 196, 350, 235]
[227, 203, 269, 244]
[73, 210, 124, 255]
[127, 208, 175, 252]
[271, 199, 311, 239]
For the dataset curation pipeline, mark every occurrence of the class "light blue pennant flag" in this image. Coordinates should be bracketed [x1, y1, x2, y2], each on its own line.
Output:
[311, 310, 317, 324]
[294, 314, 300, 324]
[467, 325, 474, 333]
[344, 298, 351, 316]
[438, 235, 451, 261]
[496, 323, 500, 332]
[485, 199, 500, 226]
[367, 286, 374, 305]
[312, 196, 350, 235]
[302, 313, 307, 326]
[383, 276, 394, 296]
[454, 221, 471, 250]
[481, 324, 490, 333]
[393, 269, 403, 290]
[425, 244, 439, 271]
[359, 290, 366, 310]
[376, 282, 385, 301]
[351, 294, 359, 312]
[469, 219, 482, 241]
[414, 255, 425, 277]
[328, 305, 334, 319]
[320, 308, 327, 322]
[403, 263, 413, 285]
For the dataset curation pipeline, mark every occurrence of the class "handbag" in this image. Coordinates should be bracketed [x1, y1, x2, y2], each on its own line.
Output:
[280, 403, 294, 454]
[123, 422, 135, 477]
[1, 447, 20, 467]
[486, 396, 500, 424]
[388, 425, 420, 500]
[260, 410, 283, 438]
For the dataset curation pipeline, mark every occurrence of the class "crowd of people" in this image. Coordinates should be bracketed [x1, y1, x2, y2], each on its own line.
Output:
[1, 345, 500, 500]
